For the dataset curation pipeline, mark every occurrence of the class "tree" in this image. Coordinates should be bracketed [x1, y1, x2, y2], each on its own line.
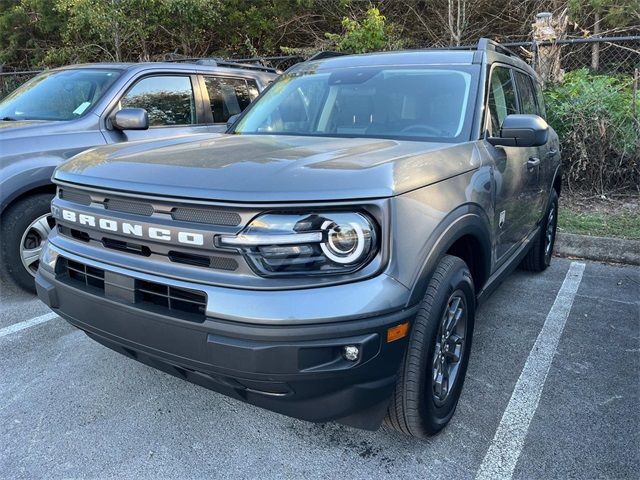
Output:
[0, 0, 64, 68]
[444, 0, 468, 46]
[53, 0, 158, 62]
[325, 6, 399, 53]
[568, 0, 639, 71]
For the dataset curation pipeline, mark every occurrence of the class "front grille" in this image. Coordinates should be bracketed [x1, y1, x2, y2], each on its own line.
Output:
[58, 225, 90, 242]
[59, 188, 91, 205]
[58, 227, 240, 272]
[55, 187, 247, 274]
[62, 259, 105, 292]
[102, 237, 151, 257]
[56, 257, 207, 322]
[105, 198, 154, 216]
[171, 207, 241, 226]
[168, 251, 239, 270]
[136, 280, 207, 319]
[58, 187, 242, 226]
[210, 256, 240, 271]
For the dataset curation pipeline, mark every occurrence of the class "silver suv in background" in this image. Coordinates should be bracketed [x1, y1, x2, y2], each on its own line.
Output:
[0, 60, 277, 291]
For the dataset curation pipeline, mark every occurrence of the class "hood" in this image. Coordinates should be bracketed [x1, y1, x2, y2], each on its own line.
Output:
[54, 134, 481, 202]
[0, 119, 50, 134]
[0, 118, 85, 141]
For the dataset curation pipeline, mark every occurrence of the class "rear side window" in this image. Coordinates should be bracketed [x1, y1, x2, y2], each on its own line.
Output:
[533, 80, 546, 118]
[120, 76, 196, 127]
[487, 66, 518, 135]
[514, 71, 538, 115]
[204, 76, 258, 123]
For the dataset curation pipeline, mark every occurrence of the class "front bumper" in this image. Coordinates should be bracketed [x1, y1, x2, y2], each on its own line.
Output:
[37, 243, 415, 430]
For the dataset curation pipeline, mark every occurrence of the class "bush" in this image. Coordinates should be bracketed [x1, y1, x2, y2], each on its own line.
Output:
[325, 7, 401, 54]
[544, 69, 640, 195]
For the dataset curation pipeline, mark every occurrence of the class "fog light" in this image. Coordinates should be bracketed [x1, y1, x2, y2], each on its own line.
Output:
[342, 345, 360, 361]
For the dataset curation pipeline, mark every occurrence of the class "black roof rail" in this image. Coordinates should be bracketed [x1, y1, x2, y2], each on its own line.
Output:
[194, 58, 278, 73]
[477, 38, 519, 58]
[306, 51, 347, 62]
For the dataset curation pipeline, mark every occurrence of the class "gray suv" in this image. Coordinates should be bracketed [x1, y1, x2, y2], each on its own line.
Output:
[0, 61, 276, 291]
[36, 40, 561, 437]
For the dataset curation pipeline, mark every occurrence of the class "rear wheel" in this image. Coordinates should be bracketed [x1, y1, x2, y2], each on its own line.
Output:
[0, 193, 55, 293]
[520, 191, 558, 272]
[385, 255, 475, 437]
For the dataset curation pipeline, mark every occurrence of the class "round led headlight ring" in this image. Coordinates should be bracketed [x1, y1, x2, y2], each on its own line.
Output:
[320, 220, 366, 264]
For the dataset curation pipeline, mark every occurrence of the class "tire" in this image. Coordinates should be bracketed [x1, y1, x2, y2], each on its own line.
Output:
[0, 193, 55, 293]
[385, 254, 475, 437]
[520, 190, 558, 272]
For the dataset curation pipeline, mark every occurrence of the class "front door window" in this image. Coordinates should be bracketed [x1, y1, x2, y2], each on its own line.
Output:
[120, 76, 196, 127]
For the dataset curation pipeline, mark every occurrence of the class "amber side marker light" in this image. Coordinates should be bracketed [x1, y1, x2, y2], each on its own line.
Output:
[387, 322, 410, 343]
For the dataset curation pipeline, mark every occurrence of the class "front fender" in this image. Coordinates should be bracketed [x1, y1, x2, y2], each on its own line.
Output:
[405, 205, 492, 306]
[0, 158, 59, 213]
[0, 127, 106, 213]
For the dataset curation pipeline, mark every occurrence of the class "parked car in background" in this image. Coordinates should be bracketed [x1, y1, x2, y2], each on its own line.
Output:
[0, 60, 277, 292]
[37, 39, 561, 436]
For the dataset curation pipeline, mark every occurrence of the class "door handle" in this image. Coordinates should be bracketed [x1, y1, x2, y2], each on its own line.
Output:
[547, 149, 558, 157]
[527, 157, 540, 170]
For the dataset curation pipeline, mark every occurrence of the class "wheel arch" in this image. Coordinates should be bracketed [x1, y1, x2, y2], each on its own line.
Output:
[539, 165, 562, 220]
[1, 182, 56, 216]
[407, 204, 492, 306]
[552, 166, 562, 198]
[1, 160, 58, 215]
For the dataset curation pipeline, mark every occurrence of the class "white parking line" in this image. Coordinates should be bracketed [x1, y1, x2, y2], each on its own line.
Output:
[476, 261, 586, 480]
[0, 312, 58, 338]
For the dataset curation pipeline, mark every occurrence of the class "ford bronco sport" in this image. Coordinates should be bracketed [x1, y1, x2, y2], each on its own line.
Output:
[36, 39, 561, 437]
[0, 60, 276, 292]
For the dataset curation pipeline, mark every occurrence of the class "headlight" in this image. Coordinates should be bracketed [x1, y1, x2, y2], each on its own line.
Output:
[217, 212, 378, 276]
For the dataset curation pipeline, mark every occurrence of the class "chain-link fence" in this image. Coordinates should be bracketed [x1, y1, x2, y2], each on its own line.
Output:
[499, 36, 640, 75]
[0, 68, 43, 100]
[560, 37, 639, 74]
[1, 35, 638, 100]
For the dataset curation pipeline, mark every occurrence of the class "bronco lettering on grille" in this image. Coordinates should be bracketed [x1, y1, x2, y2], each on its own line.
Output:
[53, 206, 205, 246]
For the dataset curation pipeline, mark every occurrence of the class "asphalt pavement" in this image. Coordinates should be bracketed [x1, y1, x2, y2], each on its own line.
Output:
[1, 257, 638, 479]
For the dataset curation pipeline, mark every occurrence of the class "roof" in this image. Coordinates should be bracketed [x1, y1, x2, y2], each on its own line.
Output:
[301, 50, 477, 71]
[293, 39, 538, 79]
[52, 61, 278, 78]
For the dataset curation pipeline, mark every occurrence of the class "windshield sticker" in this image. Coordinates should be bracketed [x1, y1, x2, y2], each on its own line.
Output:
[73, 101, 91, 115]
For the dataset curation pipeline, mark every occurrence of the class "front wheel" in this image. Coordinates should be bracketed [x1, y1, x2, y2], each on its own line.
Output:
[385, 255, 475, 437]
[0, 193, 55, 293]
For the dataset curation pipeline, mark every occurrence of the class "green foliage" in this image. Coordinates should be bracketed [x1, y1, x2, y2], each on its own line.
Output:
[1, 0, 637, 69]
[0, 0, 64, 68]
[558, 207, 640, 239]
[217, 0, 313, 57]
[567, 0, 639, 29]
[49, 0, 220, 64]
[544, 69, 640, 194]
[326, 6, 399, 53]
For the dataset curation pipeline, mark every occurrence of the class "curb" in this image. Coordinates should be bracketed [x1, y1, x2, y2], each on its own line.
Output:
[554, 232, 640, 266]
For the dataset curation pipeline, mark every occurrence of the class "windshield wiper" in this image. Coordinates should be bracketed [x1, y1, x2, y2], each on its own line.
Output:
[1, 116, 17, 121]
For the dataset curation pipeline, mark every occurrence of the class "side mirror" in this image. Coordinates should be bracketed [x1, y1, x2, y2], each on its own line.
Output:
[112, 108, 149, 131]
[226, 113, 240, 131]
[488, 114, 549, 147]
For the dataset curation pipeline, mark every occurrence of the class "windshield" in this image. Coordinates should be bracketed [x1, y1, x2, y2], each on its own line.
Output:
[0, 69, 121, 121]
[233, 65, 478, 142]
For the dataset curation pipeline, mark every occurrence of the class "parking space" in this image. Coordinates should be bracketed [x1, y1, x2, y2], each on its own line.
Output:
[1, 257, 638, 479]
